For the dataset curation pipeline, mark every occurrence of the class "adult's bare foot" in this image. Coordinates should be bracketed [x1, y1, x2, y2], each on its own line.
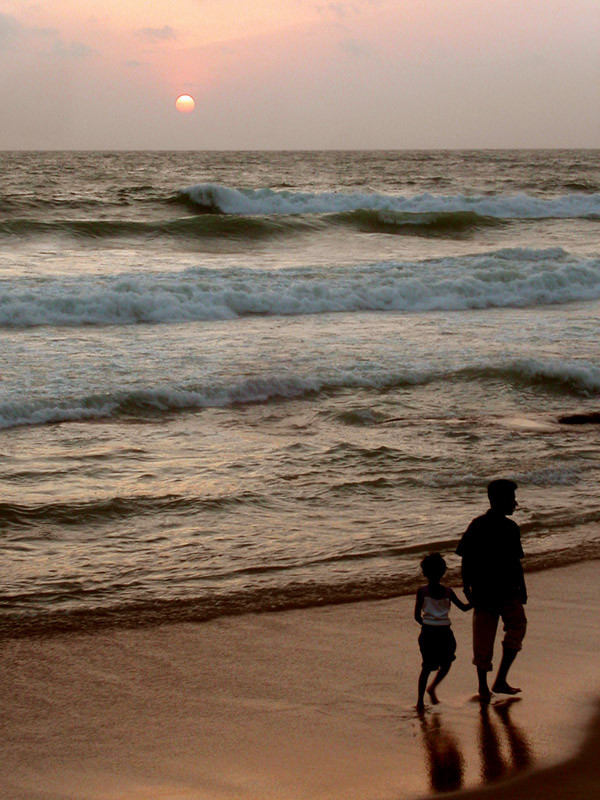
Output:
[478, 685, 492, 703]
[492, 680, 521, 695]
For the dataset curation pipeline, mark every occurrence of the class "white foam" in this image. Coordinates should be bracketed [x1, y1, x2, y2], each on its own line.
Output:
[2, 249, 600, 328]
[180, 184, 600, 219]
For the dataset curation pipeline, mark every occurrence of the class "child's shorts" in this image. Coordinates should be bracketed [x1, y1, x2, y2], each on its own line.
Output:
[418, 625, 457, 670]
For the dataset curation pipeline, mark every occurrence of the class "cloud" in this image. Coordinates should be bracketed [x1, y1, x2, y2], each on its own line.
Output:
[136, 25, 177, 41]
[340, 37, 373, 57]
[52, 40, 93, 59]
[0, 12, 78, 56]
[0, 12, 21, 42]
[316, 2, 359, 19]
[315, 1, 379, 19]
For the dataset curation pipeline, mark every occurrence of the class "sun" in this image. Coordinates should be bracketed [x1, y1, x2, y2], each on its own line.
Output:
[175, 94, 195, 113]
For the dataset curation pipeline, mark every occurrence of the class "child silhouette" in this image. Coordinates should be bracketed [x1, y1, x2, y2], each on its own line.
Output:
[415, 553, 471, 711]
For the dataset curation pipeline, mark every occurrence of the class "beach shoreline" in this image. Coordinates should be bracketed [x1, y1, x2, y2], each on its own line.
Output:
[1, 560, 598, 800]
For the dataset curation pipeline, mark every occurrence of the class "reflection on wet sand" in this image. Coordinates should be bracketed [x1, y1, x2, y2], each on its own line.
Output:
[419, 699, 534, 794]
[479, 699, 534, 783]
[420, 714, 465, 793]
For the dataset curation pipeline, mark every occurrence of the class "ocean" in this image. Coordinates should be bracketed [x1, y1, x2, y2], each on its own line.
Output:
[1, 149, 599, 638]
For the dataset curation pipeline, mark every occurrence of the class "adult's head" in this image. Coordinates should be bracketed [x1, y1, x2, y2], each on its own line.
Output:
[487, 479, 518, 515]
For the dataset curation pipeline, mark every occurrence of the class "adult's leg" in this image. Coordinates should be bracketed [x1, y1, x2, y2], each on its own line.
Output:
[473, 608, 499, 701]
[492, 649, 520, 694]
[492, 601, 527, 694]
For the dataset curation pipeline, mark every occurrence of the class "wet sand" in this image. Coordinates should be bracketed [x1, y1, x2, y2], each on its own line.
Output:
[429, 700, 600, 800]
[1, 561, 598, 800]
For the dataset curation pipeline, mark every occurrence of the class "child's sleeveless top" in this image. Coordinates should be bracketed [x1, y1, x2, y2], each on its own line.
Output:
[422, 586, 452, 626]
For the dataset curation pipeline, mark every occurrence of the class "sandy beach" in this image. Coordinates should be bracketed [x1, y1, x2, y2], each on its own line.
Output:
[1, 560, 598, 800]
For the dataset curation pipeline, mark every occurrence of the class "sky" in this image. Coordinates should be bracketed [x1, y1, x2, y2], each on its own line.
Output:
[1, 0, 599, 149]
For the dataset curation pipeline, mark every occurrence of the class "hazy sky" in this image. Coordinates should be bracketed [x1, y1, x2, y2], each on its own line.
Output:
[1, 0, 599, 149]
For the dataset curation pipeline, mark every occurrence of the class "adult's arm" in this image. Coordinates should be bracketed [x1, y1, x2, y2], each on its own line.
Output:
[517, 560, 527, 604]
[460, 559, 474, 604]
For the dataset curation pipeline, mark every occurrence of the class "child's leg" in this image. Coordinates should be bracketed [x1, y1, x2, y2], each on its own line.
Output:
[417, 667, 431, 710]
[427, 662, 451, 704]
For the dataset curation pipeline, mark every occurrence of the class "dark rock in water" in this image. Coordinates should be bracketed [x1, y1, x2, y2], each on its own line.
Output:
[558, 412, 600, 425]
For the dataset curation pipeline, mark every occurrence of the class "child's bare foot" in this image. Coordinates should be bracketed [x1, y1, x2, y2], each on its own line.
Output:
[416, 699, 425, 713]
[426, 685, 440, 705]
[492, 680, 521, 695]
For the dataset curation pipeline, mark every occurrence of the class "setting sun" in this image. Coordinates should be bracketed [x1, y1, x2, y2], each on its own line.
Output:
[175, 94, 195, 113]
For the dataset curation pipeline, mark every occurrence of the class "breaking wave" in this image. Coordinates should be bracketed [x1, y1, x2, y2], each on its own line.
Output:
[329, 209, 503, 235]
[2, 248, 600, 328]
[0, 209, 504, 242]
[1, 357, 598, 430]
[4, 186, 599, 245]
[0, 215, 320, 241]
[176, 184, 600, 219]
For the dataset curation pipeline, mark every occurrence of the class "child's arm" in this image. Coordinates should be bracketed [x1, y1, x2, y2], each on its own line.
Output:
[449, 589, 472, 611]
[414, 588, 424, 625]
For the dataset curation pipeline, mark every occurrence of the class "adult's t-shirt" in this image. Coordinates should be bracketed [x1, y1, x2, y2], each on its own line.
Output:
[455, 509, 524, 607]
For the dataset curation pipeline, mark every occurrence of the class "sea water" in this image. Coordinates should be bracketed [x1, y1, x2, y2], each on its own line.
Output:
[1, 150, 599, 636]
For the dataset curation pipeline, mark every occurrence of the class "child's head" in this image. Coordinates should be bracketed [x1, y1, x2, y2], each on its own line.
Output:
[420, 552, 447, 582]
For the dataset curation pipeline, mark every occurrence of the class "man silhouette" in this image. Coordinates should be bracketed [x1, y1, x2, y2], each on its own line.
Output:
[456, 479, 527, 702]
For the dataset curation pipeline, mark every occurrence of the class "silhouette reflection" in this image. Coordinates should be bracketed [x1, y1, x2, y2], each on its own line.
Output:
[478, 699, 534, 783]
[417, 700, 534, 795]
[420, 713, 465, 793]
